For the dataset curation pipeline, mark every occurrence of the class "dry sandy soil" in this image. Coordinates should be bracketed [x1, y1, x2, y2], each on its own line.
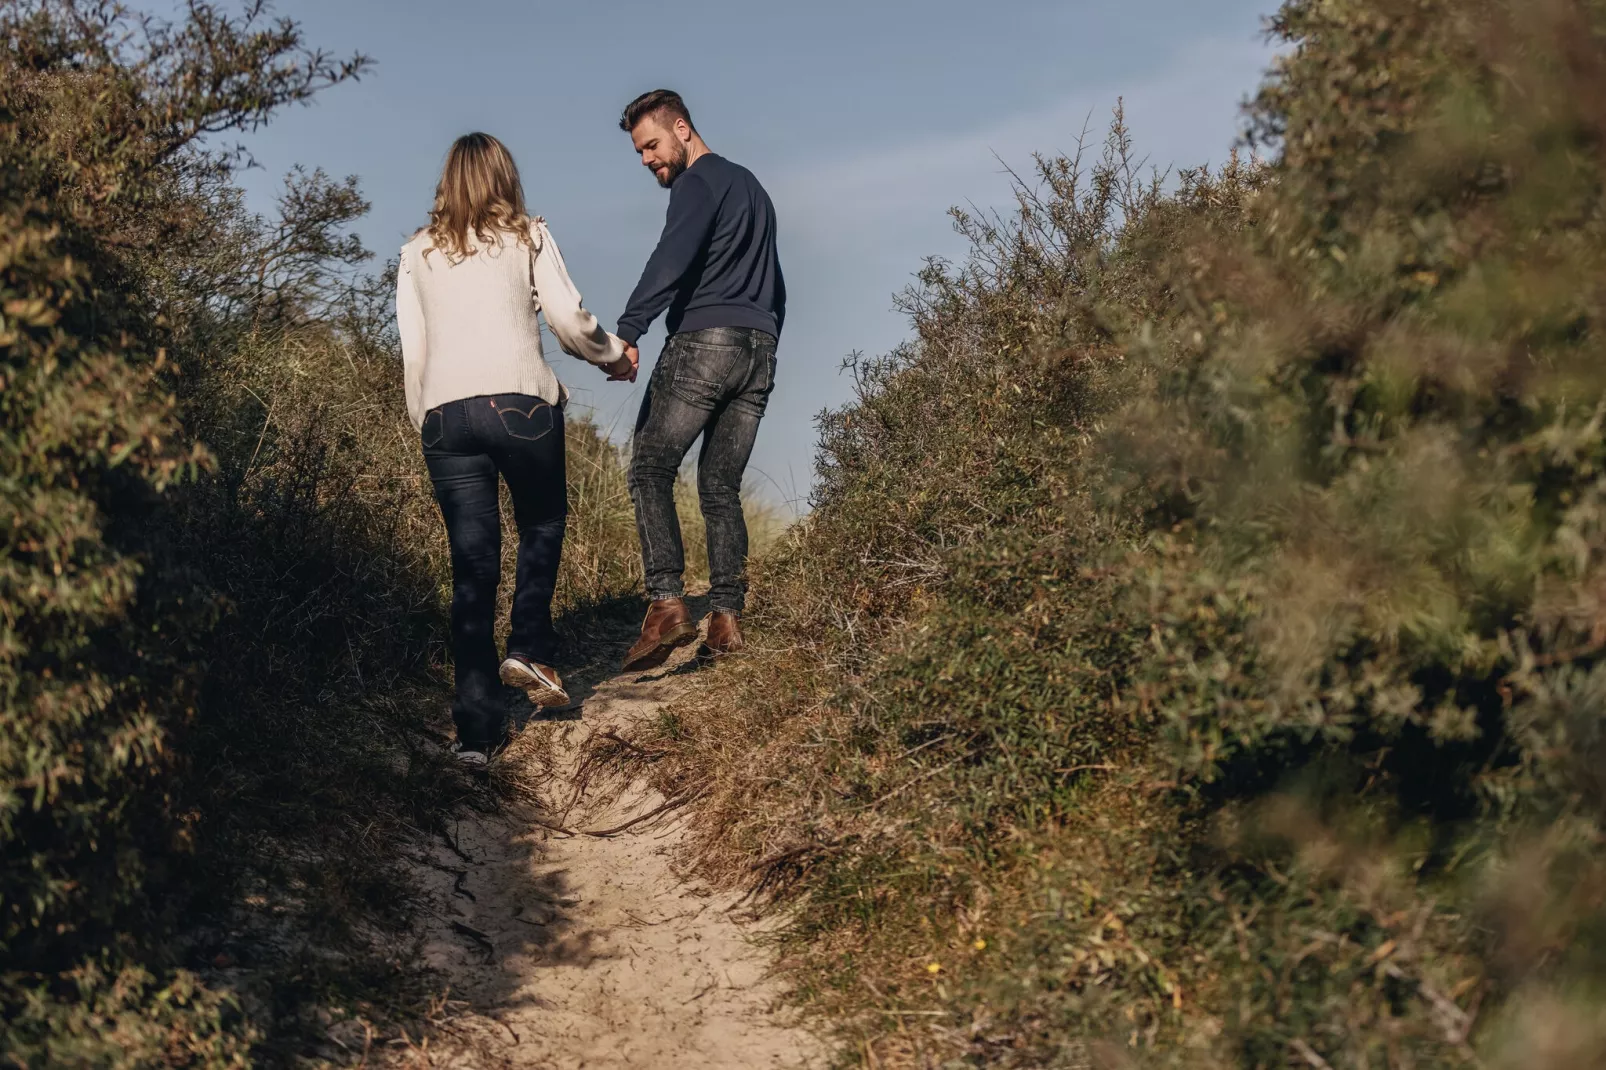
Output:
[398, 622, 825, 1070]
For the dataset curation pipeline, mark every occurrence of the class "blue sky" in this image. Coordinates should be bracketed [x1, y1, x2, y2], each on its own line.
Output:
[235, 0, 1277, 513]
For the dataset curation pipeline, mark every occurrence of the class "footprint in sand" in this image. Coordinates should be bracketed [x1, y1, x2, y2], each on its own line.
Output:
[407, 624, 823, 1070]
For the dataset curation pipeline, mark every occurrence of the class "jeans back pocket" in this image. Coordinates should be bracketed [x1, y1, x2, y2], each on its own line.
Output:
[420, 407, 445, 449]
[494, 399, 554, 442]
[666, 340, 744, 409]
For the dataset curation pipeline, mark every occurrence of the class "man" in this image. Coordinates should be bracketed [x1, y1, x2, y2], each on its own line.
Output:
[614, 89, 785, 671]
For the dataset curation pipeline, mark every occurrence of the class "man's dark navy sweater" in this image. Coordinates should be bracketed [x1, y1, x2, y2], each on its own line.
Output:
[616, 153, 785, 346]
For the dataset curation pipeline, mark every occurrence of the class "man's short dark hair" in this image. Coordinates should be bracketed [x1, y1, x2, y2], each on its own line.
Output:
[620, 89, 695, 134]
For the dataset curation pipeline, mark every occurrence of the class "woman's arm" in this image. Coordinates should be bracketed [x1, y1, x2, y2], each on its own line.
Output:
[396, 246, 428, 430]
[530, 220, 628, 368]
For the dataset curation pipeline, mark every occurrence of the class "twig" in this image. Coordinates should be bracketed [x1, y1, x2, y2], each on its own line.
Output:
[1291, 1039, 1333, 1070]
[243, 394, 275, 482]
[579, 792, 704, 837]
[894, 733, 953, 761]
[1381, 963, 1481, 1050]
[747, 838, 846, 873]
[529, 816, 576, 837]
[596, 728, 667, 762]
[624, 907, 705, 927]
[849, 761, 959, 812]
[450, 920, 494, 957]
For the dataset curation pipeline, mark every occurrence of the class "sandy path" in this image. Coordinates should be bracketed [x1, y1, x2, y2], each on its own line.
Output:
[403, 634, 822, 1069]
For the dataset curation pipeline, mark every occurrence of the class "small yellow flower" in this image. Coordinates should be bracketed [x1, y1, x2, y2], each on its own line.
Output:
[926, 962, 942, 974]
[972, 938, 987, 951]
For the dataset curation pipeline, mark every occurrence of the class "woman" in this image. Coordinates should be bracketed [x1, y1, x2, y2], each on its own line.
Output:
[397, 132, 635, 767]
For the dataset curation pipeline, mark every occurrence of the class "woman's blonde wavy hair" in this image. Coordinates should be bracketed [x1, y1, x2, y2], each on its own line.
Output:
[424, 132, 532, 262]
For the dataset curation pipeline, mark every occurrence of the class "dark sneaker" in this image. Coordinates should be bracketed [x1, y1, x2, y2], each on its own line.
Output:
[499, 655, 570, 708]
[699, 611, 745, 659]
[622, 597, 698, 672]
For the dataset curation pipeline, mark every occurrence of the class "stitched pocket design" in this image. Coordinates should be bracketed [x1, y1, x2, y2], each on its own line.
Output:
[667, 342, 743, 408]
[420, 408, 445, 448]
[496, 401, 554, 442]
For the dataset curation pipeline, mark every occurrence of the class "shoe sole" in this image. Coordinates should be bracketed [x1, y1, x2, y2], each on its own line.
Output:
[499, 661, 570, 708]
[621, 621, 699, 673]
[451, 745, 491, 773]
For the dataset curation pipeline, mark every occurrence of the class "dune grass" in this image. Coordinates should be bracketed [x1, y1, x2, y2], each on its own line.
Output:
[605, 2, 1606, 1065]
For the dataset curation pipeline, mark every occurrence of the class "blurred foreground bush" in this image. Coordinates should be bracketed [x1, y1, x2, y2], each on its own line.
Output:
[0, 3, 644, 1064]
[630, 0, 1606, 1066]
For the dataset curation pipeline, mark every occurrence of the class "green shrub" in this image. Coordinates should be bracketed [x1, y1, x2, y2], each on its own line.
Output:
[1, 5, 370, 1059]
[1, 4, 646, 1063]
[629, 1, 1606, 1066]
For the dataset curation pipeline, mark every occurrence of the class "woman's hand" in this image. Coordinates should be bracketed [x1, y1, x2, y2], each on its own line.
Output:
[603, 348, 635, 380]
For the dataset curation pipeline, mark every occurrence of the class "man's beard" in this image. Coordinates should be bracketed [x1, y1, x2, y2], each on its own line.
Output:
[656, 143, 690, 187]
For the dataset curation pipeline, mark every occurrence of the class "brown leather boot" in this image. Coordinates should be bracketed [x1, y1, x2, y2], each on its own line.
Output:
[700, 611, 745, 659]
[622, 597, 698, 672]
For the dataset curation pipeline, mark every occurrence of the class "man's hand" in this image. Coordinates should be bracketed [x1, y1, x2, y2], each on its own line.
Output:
[605, 345, 639, 383]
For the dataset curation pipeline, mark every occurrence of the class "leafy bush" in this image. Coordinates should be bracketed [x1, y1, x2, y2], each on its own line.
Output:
[1, 5, 371, 1060]
[625, 1, 1606, 1066]
[1, 3, 648, 1064]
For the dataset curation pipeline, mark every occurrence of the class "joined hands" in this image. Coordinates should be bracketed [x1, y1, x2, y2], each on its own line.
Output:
[606, 342, 640, 383]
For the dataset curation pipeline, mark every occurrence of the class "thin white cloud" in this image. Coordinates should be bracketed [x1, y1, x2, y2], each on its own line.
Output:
[742, 34, 1275, 498]
[774, 35, 1273, 244]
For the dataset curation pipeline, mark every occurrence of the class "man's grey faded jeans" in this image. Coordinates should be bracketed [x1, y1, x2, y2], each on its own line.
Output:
[627, 326, 777, 615]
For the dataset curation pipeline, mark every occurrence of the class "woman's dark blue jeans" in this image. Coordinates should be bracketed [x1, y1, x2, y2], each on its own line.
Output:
[421, 394, 566, 751]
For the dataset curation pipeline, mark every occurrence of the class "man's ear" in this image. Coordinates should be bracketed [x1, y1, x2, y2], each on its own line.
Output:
[675, 117, 693, 143]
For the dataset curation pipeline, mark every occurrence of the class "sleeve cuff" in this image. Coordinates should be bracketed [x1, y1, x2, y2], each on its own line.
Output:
[617, 324, 642, 346]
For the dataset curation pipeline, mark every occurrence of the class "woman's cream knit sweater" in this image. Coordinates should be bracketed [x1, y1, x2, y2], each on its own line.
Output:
[396, 218, 625, 430]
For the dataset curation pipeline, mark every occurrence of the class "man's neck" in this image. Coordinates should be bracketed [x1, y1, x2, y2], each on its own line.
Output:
[685, 135, 713, 169]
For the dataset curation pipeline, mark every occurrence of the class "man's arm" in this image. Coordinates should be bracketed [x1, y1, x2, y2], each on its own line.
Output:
[616, 174, 717, 345]
[774, 257, 786, 336]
